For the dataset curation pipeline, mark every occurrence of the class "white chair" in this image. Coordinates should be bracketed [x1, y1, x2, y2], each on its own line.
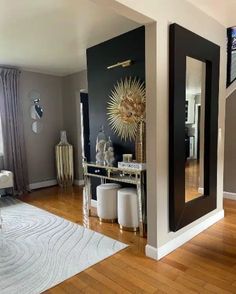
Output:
[97, 183, 120, 223]
[0, 170, 13, 230]
[118, 187, 139, 231]
[0, 170, 14, 195]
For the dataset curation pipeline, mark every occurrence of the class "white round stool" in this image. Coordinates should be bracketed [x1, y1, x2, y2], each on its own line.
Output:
[118, 188, 139, 232]
[97, 183, 120, 223]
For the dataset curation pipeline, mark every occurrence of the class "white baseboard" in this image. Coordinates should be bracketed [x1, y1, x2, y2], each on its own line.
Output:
[198, 187, 204, 194]
[91, 199, 97, 208]
[74, 179, 84, 186]
[29, 179, 84, 190]
[29, 179, 57, 190]
[145, 244, 158, 260]
[145, 209, 224, 260]
[224, 191, 236, 200]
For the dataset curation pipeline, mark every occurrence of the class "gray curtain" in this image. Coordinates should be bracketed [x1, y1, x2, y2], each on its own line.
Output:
[0, 68, 28, 193]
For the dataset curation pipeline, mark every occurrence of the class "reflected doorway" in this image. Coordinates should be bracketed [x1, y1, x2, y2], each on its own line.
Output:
[80, 92, 91, 162]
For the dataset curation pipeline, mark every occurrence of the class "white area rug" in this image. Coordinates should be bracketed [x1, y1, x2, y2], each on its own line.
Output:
[0, 197, 127, 294]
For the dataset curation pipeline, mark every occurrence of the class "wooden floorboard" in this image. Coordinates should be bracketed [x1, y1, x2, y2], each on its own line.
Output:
[19, 186, 236, 293]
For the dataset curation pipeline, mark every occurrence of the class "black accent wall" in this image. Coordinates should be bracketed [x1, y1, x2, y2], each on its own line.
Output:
[86, 26, 145, 199]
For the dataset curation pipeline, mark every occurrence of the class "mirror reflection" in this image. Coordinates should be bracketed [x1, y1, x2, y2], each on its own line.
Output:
[32, 121, 43, 134]
[30, 103, 43, 119]
[29, 90, 40, 102]
[185, 57, 206, 202]
[29, 90, 43, 119]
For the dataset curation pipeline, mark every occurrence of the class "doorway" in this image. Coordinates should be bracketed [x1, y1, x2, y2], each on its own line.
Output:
[80, 92, 90, 162]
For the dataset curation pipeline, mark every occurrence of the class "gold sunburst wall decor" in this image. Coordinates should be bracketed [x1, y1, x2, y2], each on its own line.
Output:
[107, 77, 146, 141]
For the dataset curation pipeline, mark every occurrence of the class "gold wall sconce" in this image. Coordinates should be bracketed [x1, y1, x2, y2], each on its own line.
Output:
[107, 59, 132, 70]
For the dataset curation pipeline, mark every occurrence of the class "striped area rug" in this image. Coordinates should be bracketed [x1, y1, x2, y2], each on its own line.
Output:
[0, 197, 127, 294]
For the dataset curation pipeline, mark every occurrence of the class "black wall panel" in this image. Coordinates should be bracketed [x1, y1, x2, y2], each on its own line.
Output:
[86, 26, 145, 199]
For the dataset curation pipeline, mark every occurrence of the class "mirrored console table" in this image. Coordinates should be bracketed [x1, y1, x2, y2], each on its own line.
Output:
[83, 161, 146, 237]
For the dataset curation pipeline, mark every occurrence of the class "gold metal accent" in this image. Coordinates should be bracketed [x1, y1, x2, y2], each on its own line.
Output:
[119, 225, 139, 232]
[107, 77, 146, 141]
[135, 119, 146, 163]
[107, 59, 132, 69]
[99, 217, 117, 223]
[55, 145, 74, 187]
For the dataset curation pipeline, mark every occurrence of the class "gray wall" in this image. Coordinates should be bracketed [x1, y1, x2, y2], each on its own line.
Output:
[224, 89, 236, 192]
[20, 71, 64, 184]
[1, 69, 87, 186]
[62, 70, 88, 180]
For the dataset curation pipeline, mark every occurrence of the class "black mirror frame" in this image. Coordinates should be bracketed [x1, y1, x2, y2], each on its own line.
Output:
[169, 24, 220, 232]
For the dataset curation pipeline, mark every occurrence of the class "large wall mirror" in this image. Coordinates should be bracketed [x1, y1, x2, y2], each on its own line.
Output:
[169, 24, 220, 231]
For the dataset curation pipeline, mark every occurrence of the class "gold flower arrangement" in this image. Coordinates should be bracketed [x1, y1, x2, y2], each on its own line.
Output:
[107, 77, 146, 141]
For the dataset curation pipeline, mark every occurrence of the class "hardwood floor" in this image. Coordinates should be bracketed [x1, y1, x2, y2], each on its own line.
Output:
[185, 159, 202, 202]
[19, 186, 236, 293]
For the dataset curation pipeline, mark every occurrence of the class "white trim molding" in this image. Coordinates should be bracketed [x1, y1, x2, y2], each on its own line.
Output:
[74, 179, 85, 186]
[29, 179, 85, 190]
[145, 244, 158, 260]
[224, 191, 236, 200]
[29, 179, 57, 190]
[198, 187, 204, 194]
[146, 209, 224, 260]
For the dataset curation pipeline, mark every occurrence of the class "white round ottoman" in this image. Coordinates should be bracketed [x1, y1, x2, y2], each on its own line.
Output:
[97, 183, 120, 223]
[118, 188, 139, 232]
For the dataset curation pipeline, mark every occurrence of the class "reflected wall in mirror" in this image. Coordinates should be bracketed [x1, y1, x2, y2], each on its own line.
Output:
[29, 90, 40, 102]
[29, 90, 44, 119]
[185, 57, 206, 202]
[30, 103, 43, 119]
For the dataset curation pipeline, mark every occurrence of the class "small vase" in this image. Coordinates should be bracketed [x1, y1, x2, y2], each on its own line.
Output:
[104, 137, 115, 166]
[96, 126, 107, 165]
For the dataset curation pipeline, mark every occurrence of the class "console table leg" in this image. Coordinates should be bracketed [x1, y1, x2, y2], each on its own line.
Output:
[87, 177, 92, 216]
[137, 183, 144, 237]
[83, 176, 92, 217]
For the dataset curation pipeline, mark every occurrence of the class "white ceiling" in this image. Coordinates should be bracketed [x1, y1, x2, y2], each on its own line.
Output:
[187, 0, 236, 27]
[0, 0, 139, 76]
